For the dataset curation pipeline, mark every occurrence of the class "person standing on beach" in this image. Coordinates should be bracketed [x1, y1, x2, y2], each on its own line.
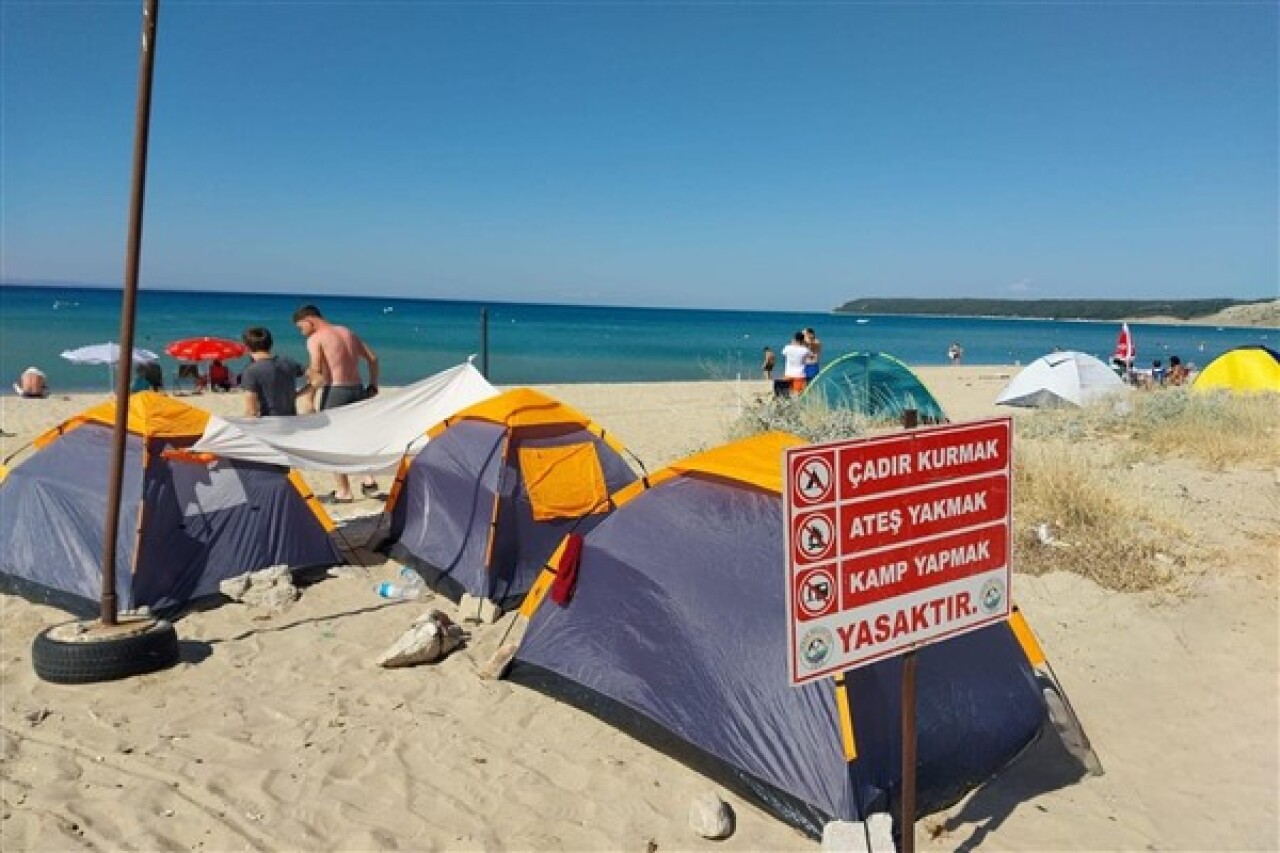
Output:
[803, 328, 823, 382]
[782, 331, 810, 394]
[239, 326, 306, 417]
[293, 304, 380, 502]
[948, 342, 964, 365]
[761, 346, 776, 381]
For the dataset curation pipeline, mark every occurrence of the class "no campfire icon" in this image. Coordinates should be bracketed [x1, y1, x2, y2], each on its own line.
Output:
[796, 513, 835, 561]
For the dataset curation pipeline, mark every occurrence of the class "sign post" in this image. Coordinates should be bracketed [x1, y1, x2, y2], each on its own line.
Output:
[901, 649, 917, 853]
[784, 418, 1013, 845]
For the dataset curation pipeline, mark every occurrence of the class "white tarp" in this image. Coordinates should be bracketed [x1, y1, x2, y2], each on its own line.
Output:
[996, 351, 1128, 408]
[192, 362, 499, 473]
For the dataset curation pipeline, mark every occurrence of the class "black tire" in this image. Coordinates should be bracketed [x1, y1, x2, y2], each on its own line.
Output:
[32, 620, 180, 684]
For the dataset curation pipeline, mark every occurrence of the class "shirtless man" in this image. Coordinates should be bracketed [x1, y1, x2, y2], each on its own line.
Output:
[293, 304, 380, 502]
[803, 327, 823, 382]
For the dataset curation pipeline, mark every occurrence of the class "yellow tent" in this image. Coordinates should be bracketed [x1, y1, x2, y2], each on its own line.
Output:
[1192, 345, 1280, 392]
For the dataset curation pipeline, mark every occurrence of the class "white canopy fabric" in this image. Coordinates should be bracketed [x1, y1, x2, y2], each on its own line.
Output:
[996, 351, 1128, 408]
[192, 362, 499, 473]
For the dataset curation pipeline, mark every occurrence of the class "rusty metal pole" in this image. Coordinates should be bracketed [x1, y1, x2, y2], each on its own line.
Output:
[101, 0, 161, 626]
[899, 405, 920, 850]
[900, 649, 918, 853]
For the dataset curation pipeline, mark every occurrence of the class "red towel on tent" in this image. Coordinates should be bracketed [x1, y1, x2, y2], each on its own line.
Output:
[550, 533, 584, 606]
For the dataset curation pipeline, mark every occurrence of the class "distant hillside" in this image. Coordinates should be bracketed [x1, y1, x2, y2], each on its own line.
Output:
[1196, 300, 1280, 328]
[833, 298, 1272, 322]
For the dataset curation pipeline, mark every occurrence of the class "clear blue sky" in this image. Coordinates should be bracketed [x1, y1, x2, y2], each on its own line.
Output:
[3, 2, 1276, 311]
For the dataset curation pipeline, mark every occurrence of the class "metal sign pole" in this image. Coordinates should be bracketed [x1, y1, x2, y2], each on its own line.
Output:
[900, 648, 918, 853]
[898, 407, 919, 850]
[101, 0, 160, 626]
[479, 307, 489, 378]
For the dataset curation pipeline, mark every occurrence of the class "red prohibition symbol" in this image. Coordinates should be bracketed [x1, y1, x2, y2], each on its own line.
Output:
[797, 568, 838, 618]
[795, 513, 835, 562]
[793, 455, 834, 505]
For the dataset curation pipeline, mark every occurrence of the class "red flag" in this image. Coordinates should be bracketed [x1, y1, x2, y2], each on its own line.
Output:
[1113, 323, 1135, 363]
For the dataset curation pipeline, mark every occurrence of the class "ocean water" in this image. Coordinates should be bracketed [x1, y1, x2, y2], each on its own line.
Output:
[1, 284, 1271, 393]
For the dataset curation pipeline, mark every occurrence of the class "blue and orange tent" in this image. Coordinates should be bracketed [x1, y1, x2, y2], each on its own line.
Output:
[384, 388, 639, 608]
[0, 392, 341, 615]
[508, 432, 1092, 837]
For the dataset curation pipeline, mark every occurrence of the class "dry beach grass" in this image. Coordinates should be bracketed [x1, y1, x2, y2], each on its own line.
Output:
[1, 367, 1276, 851]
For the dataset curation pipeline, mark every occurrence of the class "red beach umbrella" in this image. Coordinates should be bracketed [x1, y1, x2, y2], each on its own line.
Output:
[165, 336, 247, 362]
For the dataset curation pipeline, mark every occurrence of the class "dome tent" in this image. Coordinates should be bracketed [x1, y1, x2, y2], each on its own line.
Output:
[383, 388, 639, 608]
[803, 352, 948, 423]
[1192, 345, 1280, 392]
[996, 351, 1127, 408]
[507, 432, 1094, 838]
[0, 392, 341, 616]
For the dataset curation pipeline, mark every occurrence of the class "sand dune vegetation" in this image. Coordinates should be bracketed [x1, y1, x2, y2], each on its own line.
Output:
[730, 385, 1278, 594]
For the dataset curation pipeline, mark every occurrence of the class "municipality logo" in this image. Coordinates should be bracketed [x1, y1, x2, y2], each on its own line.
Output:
[800, 627, 834, 669]
[980, 578, 1006, 614]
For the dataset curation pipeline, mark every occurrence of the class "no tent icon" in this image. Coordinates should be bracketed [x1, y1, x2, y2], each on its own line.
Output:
[793, 453, 834, 506]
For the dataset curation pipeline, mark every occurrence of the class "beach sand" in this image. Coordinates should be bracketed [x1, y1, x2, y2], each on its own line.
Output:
[1, 367, 1275, 851]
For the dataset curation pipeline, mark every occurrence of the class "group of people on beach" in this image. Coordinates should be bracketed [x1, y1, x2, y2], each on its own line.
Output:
[11, 304, 381, 505]
[761, 327, 822, 396]
[239, 305, 381, 503]
[1111, 353, 1192, 387]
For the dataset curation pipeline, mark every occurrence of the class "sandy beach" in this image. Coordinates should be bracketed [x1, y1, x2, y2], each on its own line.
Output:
[1, 367, 1276, 852]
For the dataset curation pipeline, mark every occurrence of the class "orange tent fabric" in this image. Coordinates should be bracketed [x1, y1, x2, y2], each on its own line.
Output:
[35, 391, 210, 449]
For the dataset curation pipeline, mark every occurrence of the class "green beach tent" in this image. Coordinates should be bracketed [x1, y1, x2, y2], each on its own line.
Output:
[803, 351, 948, 423]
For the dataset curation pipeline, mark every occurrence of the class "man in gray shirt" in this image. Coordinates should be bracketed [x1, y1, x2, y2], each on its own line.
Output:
[239, 327, 306, 417]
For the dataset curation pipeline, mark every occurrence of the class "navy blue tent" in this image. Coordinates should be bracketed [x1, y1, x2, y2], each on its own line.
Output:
[0, 393, 341, 616]
[510, 432, 1055, 837]
[385, 388, 638, 607]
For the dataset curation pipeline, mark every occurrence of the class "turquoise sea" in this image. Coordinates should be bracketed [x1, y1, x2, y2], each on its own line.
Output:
[1, 285, 1272, 393]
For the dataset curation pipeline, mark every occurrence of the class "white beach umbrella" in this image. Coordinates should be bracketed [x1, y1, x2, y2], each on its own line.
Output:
[61, 342, 160, 365]
[61, 342, 160, 389]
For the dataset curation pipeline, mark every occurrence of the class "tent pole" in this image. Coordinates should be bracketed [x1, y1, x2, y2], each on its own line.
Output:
[102, 0, 160, 626]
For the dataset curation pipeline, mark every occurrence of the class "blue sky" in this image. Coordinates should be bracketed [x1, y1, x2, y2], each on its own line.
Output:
[3, 2, 1276, 311]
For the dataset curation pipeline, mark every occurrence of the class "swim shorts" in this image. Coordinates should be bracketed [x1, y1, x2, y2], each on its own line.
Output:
[319, 384, 365, 410]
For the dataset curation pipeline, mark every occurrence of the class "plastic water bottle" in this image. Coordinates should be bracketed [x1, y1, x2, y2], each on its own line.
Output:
[375, 567, 426, 600]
